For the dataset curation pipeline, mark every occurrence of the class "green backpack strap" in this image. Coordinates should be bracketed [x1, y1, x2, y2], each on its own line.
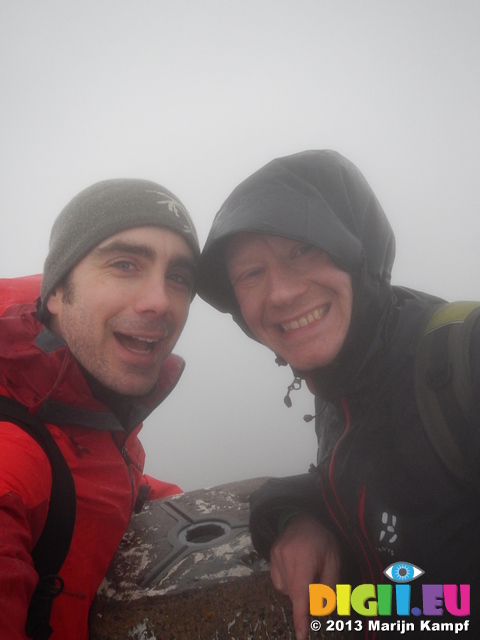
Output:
[414, 301, 480, 485]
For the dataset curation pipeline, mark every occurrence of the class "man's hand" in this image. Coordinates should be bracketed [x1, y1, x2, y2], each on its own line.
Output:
[269, 512, 341, 640]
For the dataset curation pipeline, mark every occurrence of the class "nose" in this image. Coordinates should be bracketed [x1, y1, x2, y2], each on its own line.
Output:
[266, 266, 306, 307]
[133, 275, 172, 316]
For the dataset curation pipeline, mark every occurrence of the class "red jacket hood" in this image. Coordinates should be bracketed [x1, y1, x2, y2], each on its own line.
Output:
[0, 274, 43, 314]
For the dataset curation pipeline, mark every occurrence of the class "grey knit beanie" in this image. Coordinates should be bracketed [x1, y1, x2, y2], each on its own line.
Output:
[40, 178, 199, 306]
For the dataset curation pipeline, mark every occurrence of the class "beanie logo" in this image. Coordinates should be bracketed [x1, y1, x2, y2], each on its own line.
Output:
[146, 190, 196, 236]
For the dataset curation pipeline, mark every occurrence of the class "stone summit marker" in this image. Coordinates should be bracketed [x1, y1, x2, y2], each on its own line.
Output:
[89, 478, 300, 640]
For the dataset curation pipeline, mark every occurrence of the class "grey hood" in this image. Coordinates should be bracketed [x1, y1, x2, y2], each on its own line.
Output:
[198, 150, 396, 397]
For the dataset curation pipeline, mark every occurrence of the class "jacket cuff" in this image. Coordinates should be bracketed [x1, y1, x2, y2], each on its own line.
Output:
[248, 471, 329, 560]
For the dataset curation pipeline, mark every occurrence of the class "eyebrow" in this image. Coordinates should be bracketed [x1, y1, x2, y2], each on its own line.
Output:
[92, 240, 198, 276]
[93, 240, 157, 261]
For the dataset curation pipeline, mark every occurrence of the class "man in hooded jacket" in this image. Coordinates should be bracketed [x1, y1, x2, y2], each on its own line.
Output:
[0, 178, 199, 640]
[198, 150, 480, 639]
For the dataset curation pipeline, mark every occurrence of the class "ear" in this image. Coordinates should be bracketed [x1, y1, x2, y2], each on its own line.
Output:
[44, 288, 66, 338]
[46, 288, 62, 316]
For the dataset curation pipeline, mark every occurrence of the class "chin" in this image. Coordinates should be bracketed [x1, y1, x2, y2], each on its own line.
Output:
[286, 353, 338, 372]
[106, 377, 156, 398]
[126, 383, 157, 397]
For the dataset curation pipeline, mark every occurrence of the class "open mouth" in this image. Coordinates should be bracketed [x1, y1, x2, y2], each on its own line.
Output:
[114, 333, 160, 354]
[279, 305, 329, 332]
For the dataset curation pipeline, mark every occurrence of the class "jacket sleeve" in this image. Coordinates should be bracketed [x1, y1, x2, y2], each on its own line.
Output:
[0, 422, 52, 640]
[249, 471, 332, 560]
[141, 474, 182, 500]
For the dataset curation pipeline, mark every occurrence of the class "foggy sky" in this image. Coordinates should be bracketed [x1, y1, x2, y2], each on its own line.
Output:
[1, 0, 479, 490]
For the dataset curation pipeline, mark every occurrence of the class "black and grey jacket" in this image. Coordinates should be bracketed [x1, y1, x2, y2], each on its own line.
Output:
[198, 150, 480, 634]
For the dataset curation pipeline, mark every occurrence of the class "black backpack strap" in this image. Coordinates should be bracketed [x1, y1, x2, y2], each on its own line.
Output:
[0, 395, 76, 640]
[414, 301, 480, 485]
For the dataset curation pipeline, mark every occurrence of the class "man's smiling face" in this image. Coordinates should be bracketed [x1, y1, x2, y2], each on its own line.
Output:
[226, 233, 353, 371]
[47, 225, 196, 396]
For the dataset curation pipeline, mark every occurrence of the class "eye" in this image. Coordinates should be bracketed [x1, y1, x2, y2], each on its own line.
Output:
[171, 274, 188, 285]
[300, 245, 314, 255]
[112, 259, 136, 272]
[168, 271, 194, 292]
[384, 562, 424, 583]
[293, 243, 323, 260]
[244, 267, 264, 279]
[231, 266, 264, 287]
[294, 244, 313, 257]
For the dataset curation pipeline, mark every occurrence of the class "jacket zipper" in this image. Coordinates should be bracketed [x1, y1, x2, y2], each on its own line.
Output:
[321, 398, 383, 640]
[111, 432, 139, 514]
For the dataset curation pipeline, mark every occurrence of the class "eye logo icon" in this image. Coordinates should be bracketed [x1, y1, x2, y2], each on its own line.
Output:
[384, 561, 424, 583]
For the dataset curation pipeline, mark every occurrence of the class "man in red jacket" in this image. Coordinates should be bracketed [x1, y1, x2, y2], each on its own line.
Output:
[0, 179, 200, 639]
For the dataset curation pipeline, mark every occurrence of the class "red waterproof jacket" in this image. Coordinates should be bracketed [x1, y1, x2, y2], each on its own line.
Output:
[0, 275, 182, 640]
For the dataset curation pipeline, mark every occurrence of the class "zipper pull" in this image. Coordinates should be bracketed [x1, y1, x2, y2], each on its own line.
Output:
[122, 446, 142, 471]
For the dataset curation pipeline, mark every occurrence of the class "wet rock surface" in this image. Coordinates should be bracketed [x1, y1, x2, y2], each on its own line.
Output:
[89, 478, 341, 640]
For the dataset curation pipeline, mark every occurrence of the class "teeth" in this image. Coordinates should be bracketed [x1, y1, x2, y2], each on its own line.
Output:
[281, 307, 326, 331]
[115, 333, 161, 354]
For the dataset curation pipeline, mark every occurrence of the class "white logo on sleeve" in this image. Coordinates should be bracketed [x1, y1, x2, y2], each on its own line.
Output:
[379, 511, 398, 544]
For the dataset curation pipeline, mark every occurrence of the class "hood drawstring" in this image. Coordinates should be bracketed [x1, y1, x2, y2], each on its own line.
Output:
[284, 375, 302, 408]
[279, 356, 304, 408]
[284, 371, 328, 423]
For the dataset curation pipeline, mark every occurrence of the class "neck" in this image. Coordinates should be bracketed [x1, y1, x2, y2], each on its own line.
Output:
[81, 367, 156, 431]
